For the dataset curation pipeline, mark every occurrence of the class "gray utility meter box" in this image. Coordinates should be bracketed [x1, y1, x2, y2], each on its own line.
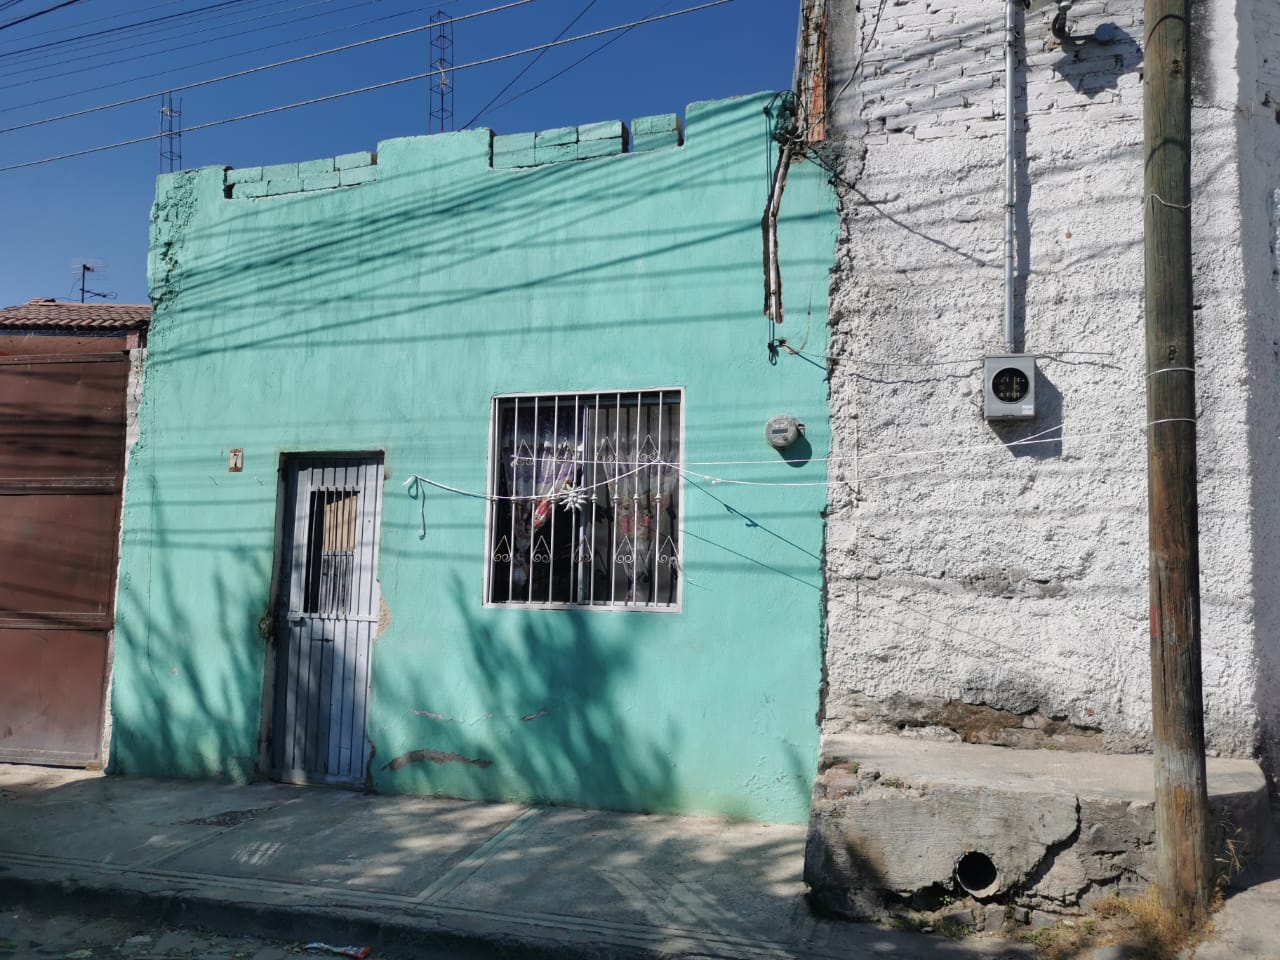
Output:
[984, 354, 1037, 420]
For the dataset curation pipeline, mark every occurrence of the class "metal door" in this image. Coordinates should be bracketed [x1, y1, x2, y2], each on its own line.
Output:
[0, 337, 131, 767]
[271, 455, 383, 786]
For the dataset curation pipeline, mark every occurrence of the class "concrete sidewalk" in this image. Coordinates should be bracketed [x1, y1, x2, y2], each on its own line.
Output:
[0, 765, 1033, 960]
[1, 764, 1276, 960]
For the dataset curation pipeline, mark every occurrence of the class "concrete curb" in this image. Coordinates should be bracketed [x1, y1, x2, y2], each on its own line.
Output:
[0, 855, 827, 960]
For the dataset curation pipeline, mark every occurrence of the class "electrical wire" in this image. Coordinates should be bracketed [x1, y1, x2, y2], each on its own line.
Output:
[453, 423, 1144, 476]
[460, 0, 598, 130]
[0, 0, 248, 46]
[798, 0, 889, 141]
[0, 1, 437, 110]
[782, 346, 1118, 367]
[0, 0, 363, 85]
[0, 0, 734, 173]
[0, 0, 86, 34]
[481, 0, 673, 120]
[0, 0, 330, 73]
[0, 0, 537, 135]
[0, 0, 255, 60]
[396, 425, 1138, 502]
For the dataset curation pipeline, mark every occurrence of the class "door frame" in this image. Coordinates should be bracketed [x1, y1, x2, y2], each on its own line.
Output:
[258, 450, 385, 786]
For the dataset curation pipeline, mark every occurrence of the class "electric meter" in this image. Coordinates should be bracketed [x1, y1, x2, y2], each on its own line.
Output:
[983, 354, 1037, 420]
[765, 415, 802, 449]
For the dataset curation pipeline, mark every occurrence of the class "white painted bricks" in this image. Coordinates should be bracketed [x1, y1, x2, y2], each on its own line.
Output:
[822, 0, 1280, 781]
[850, 0, 1143, 142]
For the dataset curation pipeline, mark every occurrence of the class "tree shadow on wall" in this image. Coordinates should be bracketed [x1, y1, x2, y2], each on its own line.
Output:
[108, 472, 272, 783]
[368, 571, 683, 818]
[1049, 17, 1143, 98]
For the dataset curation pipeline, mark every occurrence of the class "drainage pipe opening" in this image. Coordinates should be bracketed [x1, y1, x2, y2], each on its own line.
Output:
[955, 851, 1000, 898]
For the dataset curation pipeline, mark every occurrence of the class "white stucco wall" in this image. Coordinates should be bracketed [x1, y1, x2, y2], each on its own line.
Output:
[1235, 0, 1280, 783]
[820, 0, 1279, 769]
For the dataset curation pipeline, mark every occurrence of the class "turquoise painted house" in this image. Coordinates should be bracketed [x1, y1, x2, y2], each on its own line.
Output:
[110, 94, 837, 824]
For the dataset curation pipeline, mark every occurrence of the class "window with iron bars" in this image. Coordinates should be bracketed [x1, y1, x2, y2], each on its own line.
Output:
[487, 390, 681, 608]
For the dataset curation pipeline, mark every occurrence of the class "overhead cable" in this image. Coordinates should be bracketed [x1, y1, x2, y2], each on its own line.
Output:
[0, 0, 86, 34]
[0, 0, 733, 173]
[0, 0, 256, 45]
[482, 3, 664, 120]
[0, 0, 536, 134]
[0, 0, 254, 59]
[0, 0, 339, 77]
[0, 1, 436, 108]
[460, 0, 598, 130]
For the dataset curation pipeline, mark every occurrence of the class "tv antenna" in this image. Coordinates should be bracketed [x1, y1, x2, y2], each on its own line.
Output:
[72, 260, 116, 304]
[429, 10, 453, 133]
[160, 92, 183, 173]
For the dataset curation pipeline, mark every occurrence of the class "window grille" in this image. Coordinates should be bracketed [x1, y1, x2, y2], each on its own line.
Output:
[302, 488, 360, 615]
[487, 390, 681, 608]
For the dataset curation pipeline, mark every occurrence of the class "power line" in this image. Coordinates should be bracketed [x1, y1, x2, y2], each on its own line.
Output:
[0, 1, 431, 107]
[0, 0, 291, 71]
[0, 0, 733, 174]
[0, 0, 344, 77]
[0, 0, 86, 33]
[483, 1, 672, 122]
[0, 0, 254, 60]
[0, 0, 233, 47]
[0, 0, 536, 135]
[460, 0, 597, 130]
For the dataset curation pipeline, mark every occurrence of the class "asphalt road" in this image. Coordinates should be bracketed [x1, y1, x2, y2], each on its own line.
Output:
[0, 905, 445, 960]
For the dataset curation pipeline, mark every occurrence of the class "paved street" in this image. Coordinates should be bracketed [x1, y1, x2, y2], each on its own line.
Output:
[0, 904, 479, 960]
[0, 765, 1033, 960]
[4, 764, 1278, 959]
[2, 904, 303, 960]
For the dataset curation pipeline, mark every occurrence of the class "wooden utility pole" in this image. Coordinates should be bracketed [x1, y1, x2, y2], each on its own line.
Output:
[1143, 0, 1213, 928]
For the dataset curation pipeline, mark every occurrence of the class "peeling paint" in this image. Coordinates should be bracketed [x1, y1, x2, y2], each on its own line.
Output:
[520, 709, 549, 722]
[375, 593, 392, 638]
[382, 748, 493, 772]
[411, 710, 446, 720]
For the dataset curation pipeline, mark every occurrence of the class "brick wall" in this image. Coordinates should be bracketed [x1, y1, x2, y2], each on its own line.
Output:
[819, 0, 1276, 765]
[848, 0, 1142, 144]
[222, 114, 681, 201]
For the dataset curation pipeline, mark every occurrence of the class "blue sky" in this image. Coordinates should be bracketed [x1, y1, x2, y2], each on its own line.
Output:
[0, 0, 800, 307]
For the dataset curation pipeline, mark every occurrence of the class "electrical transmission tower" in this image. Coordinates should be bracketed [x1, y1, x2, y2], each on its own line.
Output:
[159, 92, 183, 172]
[429, 10, 453, 133]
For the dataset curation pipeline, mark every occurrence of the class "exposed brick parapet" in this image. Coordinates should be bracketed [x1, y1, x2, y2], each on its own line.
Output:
[222, 111, 686, 199]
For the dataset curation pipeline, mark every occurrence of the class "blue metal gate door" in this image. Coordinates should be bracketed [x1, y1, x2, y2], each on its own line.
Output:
[271, 455, 384, 785]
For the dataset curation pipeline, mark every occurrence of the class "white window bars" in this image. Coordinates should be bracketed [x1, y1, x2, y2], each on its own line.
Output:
[487, 390, 682, 608]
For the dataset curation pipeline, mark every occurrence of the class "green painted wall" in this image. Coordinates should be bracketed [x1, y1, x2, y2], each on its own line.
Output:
[111, 94, 836, 823]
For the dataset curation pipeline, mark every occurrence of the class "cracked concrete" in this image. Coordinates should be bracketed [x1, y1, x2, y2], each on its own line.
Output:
[804, 734, 1269, 920]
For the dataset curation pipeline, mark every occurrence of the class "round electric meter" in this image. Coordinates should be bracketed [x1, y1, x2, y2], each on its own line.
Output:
[765, 415, 801, 449]
[991, 367, 1030, 404]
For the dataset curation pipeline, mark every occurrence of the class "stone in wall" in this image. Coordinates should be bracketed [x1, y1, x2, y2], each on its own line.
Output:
[824, 691, 1104, 751]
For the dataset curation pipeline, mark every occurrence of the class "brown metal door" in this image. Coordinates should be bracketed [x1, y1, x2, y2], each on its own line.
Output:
[0, 336, 130, 767]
